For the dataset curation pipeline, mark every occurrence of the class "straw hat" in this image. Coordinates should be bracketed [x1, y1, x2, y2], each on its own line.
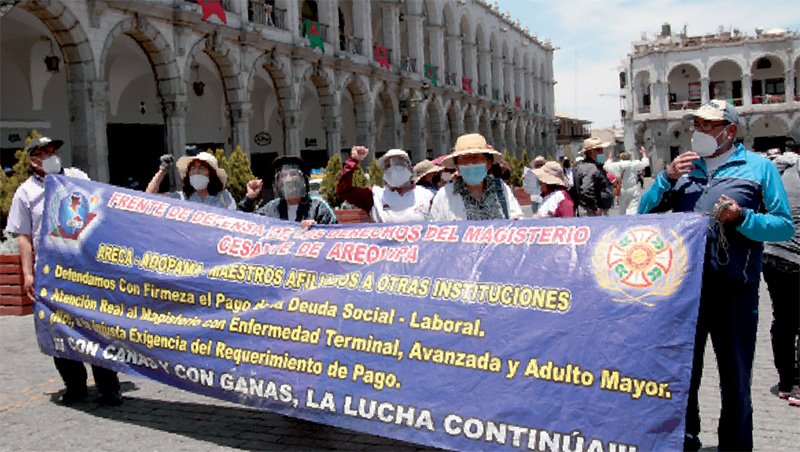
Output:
[412, 159, 444, 183]
[582, 137, 610, 153]
[441, 133, 501, 169]
[533, 161, 568, 188]
[176, 152, 228, 186]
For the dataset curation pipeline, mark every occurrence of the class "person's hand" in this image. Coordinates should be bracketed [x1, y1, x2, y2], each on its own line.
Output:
[159, 154, 174, 171]
[666, 151, 699, 180]
[639, 146, 647, 158]
[23, 273, 34, 301]
[715, 195, 742, 223]
[246, 179, 263, 199]
[351, 146, 369, 162]
[300, 219, 316, 230]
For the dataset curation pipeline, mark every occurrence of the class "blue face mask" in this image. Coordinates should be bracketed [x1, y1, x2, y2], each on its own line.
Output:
[596, 154, 607, 164]
[459, 163, 488, 186]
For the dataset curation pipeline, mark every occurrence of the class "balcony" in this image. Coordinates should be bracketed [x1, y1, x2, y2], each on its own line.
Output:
[638, 105, 651, 114]
[340, 33, 363, 55]
[247, 2, 287, 30]
[668, 100, 701, 111]
[402, 57, 417, 73]
[478, 84, 487, 96]
[492, 89, 500, 101]
[445, 72, 457, 86]
[752, 94, 786, 104]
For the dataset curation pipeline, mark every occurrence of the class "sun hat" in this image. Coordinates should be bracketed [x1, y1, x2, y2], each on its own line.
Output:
[376, 149, 411, 168]
[176, 151, 228, 186]
[533, 161, 568, 188]
[412, 159, 444, 183]
[582, 137, 610, 153]
[26, 136, 64, 155]
[441, 133, 501, 169]
[694, 99, 740, 125]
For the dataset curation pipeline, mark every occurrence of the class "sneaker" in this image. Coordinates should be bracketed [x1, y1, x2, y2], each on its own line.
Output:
[95, 392, 124, 407]
[60, 387, 88, 405]
[789, 386, 800, 407]
[683, 433, 702, 451]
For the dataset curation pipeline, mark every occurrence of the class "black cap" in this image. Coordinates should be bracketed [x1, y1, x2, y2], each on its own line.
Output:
[273, 155, 305, 174]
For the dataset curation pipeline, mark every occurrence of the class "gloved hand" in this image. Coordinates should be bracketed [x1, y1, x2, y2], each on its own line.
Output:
[159, 154, 174, 171]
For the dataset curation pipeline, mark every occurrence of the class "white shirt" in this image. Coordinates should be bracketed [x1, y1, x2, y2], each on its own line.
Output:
[430, 180, 523, 221]
[369, 185, 433, 223]
[604, 157, 650, 192]
[5, 168, 89, 247]
[537, 189, 567, 218]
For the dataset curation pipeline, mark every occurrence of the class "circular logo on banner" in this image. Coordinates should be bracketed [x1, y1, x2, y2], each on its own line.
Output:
[592, 227, 687, 307]
[254, 132, 271, 146]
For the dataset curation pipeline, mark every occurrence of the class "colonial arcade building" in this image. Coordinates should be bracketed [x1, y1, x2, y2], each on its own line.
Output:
[621, 24, 800, 171]
[0, 0, 556, 186]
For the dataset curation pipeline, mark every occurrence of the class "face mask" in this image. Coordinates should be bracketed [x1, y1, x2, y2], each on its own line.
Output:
[459, 164, 488, 186]
[189, 174, 209, 190]
[280, 179, 306, 199]
[383, 166, 412, 188]
[691, 128, 729, 157]
[40, 155, 62, 174]
[596, 154, 607, 164]
[441, 172, 452, 182]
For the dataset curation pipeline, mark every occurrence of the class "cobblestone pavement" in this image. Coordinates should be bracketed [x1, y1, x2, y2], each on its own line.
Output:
[1, 282, 798, 451]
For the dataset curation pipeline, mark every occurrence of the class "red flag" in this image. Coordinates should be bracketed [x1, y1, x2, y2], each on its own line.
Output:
[373, 45, 390, 70]
[462, 77, 473, 95]
[515, 96, 521, 109]
[198, 0, 227, 24]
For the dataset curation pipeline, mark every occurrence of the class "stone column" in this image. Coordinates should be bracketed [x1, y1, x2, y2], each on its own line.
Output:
[428, 23, 445, 80]
[742, 73, 752, 107]
[66, 80, 110, 182]
[479, 47, 491, 96]
[382, 4, 401, 66]
[406, 14, 424, 73]
[785, 68, 795, 105]
[494, 121, 506, 151]
[462, 41, 477, 84]
[652, 81, 667, 116]
[356, 102, 376, 153]
[161, 94, 187, 190]
[281, 101, 301, 157]
[446, 34, 462, 83]
[700, 77, 710, 104]
[352, 0, 371, 56]
[492, 55, 504, 100]
[229, 102, 252, 156]
[275, 0, 299, 38]
[408, 103, 426, 162]
[503, 60, 513, 104]
[323, 93, 342, 158]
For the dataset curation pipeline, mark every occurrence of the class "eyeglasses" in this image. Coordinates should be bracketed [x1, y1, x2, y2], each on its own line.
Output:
[30, 145, 59, 159]
[693, 121, 728, 132]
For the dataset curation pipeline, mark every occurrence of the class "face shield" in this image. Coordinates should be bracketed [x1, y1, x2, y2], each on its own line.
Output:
[274, 165, 307, 199]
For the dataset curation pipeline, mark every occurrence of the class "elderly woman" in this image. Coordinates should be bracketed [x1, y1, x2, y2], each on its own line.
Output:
[532, 161, 575, 218]
[146, 152, 236, 209]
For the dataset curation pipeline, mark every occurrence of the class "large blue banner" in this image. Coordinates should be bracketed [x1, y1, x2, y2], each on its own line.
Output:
[35, 175, 706, 451]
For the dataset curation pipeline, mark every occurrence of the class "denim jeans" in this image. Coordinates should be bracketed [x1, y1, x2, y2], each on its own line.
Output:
[685, 269, 758, 451]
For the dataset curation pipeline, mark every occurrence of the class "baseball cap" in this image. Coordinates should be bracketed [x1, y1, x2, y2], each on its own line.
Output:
[693, 99, 740, 125]
[26, 136, 64, 155]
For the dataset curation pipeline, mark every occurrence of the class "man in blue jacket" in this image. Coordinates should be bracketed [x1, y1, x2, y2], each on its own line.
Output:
[638, 100, 794, 451]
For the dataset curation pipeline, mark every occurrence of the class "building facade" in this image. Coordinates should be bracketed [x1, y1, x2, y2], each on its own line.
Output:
[620, 24, 799, 171]
[0, 0, 556, 187]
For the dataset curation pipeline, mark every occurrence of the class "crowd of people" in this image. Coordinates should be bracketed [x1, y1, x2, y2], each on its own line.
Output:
[4, 101, 797, 451]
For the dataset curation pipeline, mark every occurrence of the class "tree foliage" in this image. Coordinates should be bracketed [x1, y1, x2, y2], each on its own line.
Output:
[320, 154, 370, 208]
[213, 146, 255, 202]
[367, 158, 383, 188]
[1, 131, 40, 219]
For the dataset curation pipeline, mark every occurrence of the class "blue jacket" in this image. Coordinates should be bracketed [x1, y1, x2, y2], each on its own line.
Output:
[638, 143, 794, 284]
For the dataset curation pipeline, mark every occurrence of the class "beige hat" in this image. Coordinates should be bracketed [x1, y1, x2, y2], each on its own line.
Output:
[413, 159, 444, 183]
[694, 99, 740, 125]
[533, 161, 568, 188]
[377, 149, 411, 168]
[176, 152, 228, 186]
[441, 133, 501, 169]
[531, 155, 546, 169]
[582, 137, 610, 152]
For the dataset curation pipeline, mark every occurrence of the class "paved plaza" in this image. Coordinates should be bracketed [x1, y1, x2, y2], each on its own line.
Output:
[1, 274, 798, 451]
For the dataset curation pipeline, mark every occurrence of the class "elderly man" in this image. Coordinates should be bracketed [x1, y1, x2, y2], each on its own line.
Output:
[430, 133, 522, 221]
[575, 138, 615, 216]
[5, 137, 123, 406]
[240, 155, 337, 227]
[337, 146, 433, 222]
[604, 146, 650, 215]
[638, 100, 794, 451]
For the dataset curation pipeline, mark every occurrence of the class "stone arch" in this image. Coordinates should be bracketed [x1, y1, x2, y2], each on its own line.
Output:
[750, 52, 788, 72]
[341, 72, 371, 146]
[515, 118, 525, 153]
[247, 49, 293, 104]
[184, 32, 246, 106]
[459, 12, 473, 42]
[374, 82, 400, 152]
[707, 57, 745, 76]
[665, 61, 702, 81]
[99, 16, 180, 101]
[446, 99, 462, 149]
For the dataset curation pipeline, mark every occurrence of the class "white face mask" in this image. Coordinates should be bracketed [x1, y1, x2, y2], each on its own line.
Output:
[40, 155, 62, 174]
[691, 127, 729, 157]
[383, 166, 412, 188]
[189, 174, 209, 190]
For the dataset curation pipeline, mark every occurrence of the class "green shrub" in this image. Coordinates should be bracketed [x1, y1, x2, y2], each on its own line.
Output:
[213, 146, 255, 202]
[1, 131, 39, 219]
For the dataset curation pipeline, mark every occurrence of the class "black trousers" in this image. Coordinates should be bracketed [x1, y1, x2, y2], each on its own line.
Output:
[53, 357, 120, 396]
[762, 259, 800, 391]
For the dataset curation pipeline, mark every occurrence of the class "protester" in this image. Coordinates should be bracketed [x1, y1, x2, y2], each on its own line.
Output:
[522, 155, 546, 213]
[413, 159, 445, 194]
[5, 137, 122, 406]
[637, 100, 795, 450]
[430, 133, 523, 221]
[239, 156, 337, 227]
[532, 161, 574, 218]
[561, 157, 575, 187]
[575, 138, 615, 216]
[762, 147, 800, 407]
[146, 152, 236, 209]
[337, 146, 433, 222]
[490, 157, 513, 184]
[604, 146, 650, 215]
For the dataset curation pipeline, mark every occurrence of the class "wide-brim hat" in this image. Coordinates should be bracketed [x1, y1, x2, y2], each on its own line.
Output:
[582, 137, 610, 153]
[533, 161, 568, 187]
[441, 133, 501, 169]
[377, 149, 411, 168]
[176, 152, 228, 186]
[412, 159, 444, 183]
[26, 136, 64, 155]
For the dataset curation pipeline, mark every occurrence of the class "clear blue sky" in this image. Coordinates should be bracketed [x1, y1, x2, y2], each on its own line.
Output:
[499, 0, 800, 128]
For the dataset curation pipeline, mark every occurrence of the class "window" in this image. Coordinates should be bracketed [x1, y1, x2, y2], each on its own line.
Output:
[710, 81, 726, 99]
[765, 78, 785, 95]
[755, 57, 771, 70]
[688, 82, 701, 101]
[619, 71, 627, 89]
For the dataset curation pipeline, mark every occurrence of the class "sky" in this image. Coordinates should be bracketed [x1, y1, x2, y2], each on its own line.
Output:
[498, 0, 800, 129]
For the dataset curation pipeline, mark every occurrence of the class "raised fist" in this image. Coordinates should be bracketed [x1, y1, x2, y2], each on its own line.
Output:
[159, 154, 175, 171]
[351, 146, 369, 162]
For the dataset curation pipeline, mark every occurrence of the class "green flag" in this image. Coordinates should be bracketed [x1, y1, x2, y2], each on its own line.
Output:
[424, 64, 438, 87]
[304, 19, 324, 52]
